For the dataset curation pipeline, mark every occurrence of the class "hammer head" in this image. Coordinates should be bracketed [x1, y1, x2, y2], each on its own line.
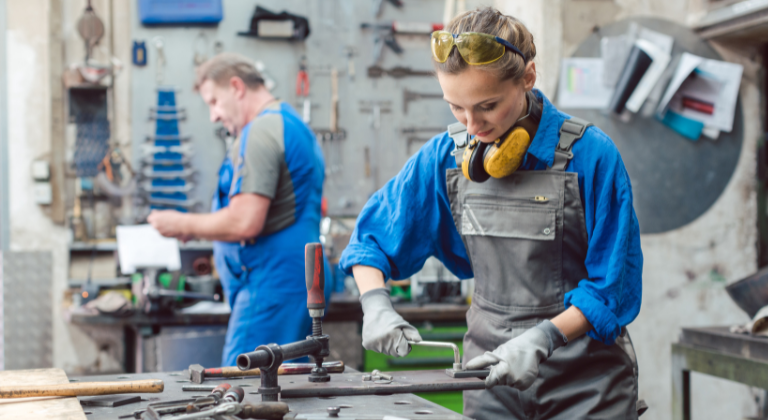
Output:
[188, 364, 205, 384]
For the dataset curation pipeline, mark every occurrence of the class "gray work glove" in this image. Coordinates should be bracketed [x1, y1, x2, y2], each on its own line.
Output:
[360, 288, 422, 357]
[465, 320, 567, 390]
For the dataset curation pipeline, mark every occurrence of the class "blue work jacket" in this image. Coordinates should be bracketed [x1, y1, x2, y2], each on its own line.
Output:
[340, 90, 643, 345]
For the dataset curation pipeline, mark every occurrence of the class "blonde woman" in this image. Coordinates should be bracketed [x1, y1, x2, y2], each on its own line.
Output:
[340, 7, 643, 419]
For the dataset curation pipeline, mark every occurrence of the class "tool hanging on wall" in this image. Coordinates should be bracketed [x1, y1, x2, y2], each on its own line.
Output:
[330, 67, 339, 132]
[361, 21, 444, 64]
[132, 41, 147, 66]
[193, 32, 209, 66]
[359, 100, 392, 189]
[367, 65, 434, 79]
[296, 56, 311, 124]
[77, 0, 105, 63]
[374, 0, 403, 17]
[403, 89, 443, 114]
[344, 47, 357, 81]
[152, 37, 166, 85]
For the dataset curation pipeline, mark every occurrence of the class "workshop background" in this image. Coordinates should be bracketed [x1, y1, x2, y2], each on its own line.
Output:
[0, 0, 766, 419]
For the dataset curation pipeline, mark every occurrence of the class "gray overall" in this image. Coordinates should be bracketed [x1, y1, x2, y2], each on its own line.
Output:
[446, 118, 639, 420]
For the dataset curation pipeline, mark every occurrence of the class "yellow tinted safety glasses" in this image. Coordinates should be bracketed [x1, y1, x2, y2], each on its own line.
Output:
[431, 31, 527, 65]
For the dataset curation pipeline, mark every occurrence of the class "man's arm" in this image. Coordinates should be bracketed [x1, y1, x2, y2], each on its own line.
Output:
[148, 193, 270, 242]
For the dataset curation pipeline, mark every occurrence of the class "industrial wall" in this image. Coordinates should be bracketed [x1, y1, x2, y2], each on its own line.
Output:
[0, 1, 762, 419]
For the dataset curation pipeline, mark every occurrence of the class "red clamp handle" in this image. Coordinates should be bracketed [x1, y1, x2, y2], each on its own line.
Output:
[305, 243, 325, 310]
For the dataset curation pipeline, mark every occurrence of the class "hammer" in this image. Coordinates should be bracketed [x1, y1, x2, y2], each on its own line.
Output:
[0, 379, 164, 398]
[188, 361, 344, 384]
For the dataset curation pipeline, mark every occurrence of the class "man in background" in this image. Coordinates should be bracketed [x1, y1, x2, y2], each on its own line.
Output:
[148, 53, 328, 366]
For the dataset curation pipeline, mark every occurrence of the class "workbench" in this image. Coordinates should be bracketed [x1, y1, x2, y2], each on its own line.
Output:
[672, 326, 768, 419]
[72, 369, 471, 419]
[69, 295, 469, 373]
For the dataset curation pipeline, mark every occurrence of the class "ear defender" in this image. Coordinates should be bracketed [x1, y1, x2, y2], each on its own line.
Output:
[461, 127, 532, 182]
[483, 127, 532, 178]
[462, 139, 491, 183]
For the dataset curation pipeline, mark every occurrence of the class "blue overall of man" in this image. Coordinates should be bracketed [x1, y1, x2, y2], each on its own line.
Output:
[148, 53, 329, 366]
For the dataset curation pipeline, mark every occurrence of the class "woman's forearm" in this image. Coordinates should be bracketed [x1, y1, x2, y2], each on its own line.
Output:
[352, 265, 387, 295]
[551, 305, 593, 342]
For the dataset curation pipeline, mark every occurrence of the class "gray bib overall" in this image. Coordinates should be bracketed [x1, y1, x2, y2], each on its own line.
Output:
[446, 118, 639, 420]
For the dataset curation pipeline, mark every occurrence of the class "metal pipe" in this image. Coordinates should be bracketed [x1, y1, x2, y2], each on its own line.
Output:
[236, 339, 322, 371]
[408, 340, 462, 371]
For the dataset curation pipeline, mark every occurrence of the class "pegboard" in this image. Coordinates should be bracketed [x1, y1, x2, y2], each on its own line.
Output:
[130, 0, 456, 216]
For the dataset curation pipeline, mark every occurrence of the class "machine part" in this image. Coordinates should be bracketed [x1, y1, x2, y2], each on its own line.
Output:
[77, 0, 104, 62]
[362, 374, 372, 381]
[278, 370, 485, 398]
[327, 406, 340, 417]
[154, 402, 242, 420]
[407, 340, 462, 371]
[237, 243, 332, 400]
[367, 66, 433, 79]
[402, 89, 444, 114]
[188, 361, 345, 384]
[370, 370, 393, 381]
[222, 386, 245, 403]
[0, 379, 164, 398]
[192, 257, 213, 276]
[305, 243, 330, 383]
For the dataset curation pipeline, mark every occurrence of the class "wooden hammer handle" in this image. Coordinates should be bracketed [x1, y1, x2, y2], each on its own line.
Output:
[0, 379, 164, 398]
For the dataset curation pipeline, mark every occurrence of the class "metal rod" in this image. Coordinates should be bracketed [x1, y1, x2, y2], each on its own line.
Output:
[408, 340, 462, 371]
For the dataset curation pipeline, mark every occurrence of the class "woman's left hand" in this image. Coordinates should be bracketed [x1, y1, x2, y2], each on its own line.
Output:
[465, 320, 567, 390]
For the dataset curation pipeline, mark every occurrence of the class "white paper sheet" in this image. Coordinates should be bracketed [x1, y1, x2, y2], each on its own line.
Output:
[656, 52, 743, 133]
[116, 224, 181, 274]
[558, 58, 614, 109]
[624, 39, 672, 113]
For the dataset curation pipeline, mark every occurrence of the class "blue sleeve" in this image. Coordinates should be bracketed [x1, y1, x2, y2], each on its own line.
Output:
[564, 127, 643, 345]
[339, 133, 473, 281]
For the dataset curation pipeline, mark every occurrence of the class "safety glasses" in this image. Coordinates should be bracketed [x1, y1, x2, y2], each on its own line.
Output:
[431, 31, 527, 65]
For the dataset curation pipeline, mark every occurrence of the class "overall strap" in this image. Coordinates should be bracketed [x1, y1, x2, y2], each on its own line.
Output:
[448, 122, 469, 166]
[551, 117, 592, 171]
[228, 122, 253, 197]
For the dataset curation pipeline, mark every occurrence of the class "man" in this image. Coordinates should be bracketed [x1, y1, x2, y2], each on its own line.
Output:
[148, 53, 329, 366]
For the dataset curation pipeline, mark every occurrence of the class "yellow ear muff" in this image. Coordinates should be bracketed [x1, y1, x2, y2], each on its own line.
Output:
[483, 127, 532, 179]
[461, 139, 491, 182]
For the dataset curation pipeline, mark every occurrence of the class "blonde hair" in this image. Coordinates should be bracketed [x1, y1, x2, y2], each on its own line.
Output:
[434, 7, 536, 82]
[194, 52, 265, 91]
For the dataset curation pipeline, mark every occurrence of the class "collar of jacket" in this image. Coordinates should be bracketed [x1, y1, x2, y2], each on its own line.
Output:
[524, 89, 571, 169]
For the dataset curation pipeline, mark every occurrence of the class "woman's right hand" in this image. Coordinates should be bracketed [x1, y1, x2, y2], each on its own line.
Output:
[359, 288, 422, 357]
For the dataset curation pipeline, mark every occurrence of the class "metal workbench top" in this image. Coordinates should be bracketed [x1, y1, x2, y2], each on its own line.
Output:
[73, 370, 470, 420]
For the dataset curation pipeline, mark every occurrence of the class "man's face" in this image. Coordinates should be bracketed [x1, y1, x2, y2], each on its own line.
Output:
[199, 78, 244, 136]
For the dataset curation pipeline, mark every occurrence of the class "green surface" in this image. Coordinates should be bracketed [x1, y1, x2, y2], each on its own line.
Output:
[364, 324, 468, 414]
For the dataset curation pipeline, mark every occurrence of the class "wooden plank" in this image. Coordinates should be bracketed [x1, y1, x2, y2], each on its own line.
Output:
[0, 368, 86, 419]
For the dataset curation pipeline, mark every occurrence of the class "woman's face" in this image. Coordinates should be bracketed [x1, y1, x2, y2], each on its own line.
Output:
[437, 63, 536, 144]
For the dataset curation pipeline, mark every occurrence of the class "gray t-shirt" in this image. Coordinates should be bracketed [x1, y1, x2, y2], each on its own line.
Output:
[229, 102, 296, 235]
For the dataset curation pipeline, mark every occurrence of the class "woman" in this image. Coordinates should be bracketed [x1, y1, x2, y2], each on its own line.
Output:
[339, 7, 643, 420]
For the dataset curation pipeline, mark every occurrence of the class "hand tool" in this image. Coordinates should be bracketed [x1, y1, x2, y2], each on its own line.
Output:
[155, 401, 289, 420]
[188, 361, 345, 383]
[222, 386, 245, 403]
[0, 379, 163, 398]
[406, 340, 490, 378]
[360, 22, 444, 64]
[236, 243, 332, 401]
[367, 66, 434, 79]
[330, 67, 339, 132]
[120, 383, 230, 419]
[403, 89, 444, 114]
